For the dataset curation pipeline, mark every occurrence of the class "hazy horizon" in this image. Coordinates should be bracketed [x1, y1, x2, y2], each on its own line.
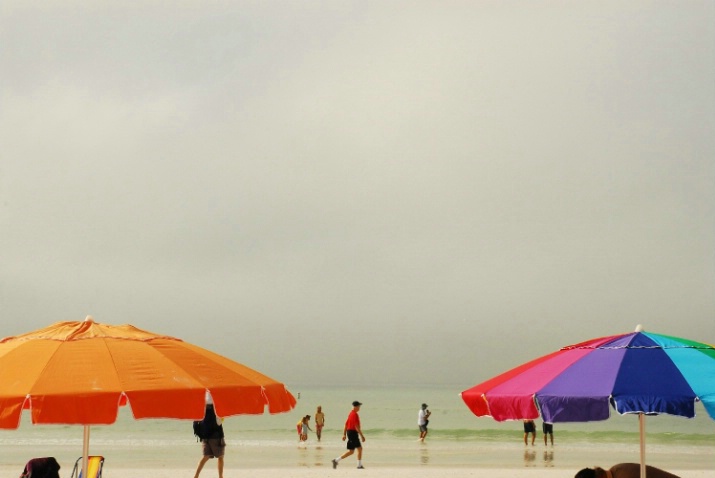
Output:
[1, 1, 713, 391]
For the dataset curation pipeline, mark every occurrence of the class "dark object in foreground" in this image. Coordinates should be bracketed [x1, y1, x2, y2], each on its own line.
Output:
[575, 463, 681, 478]
[20, 457, 60, 478]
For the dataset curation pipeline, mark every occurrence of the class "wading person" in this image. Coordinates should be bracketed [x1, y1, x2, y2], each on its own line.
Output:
[542, 421, 554, 445]
[315, 405, 325, 442]
[523, 419, 536, 446]
[418, 403, 431, 442]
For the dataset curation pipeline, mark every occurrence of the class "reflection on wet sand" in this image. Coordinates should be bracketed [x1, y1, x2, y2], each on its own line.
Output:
[297, 444, 308, 467]
[420, 446, 429, 465]
[523, 449, 536, 466]
[523, 448, 555, 467]
[313, 445, 325, 467]
[297, 444, 326, 467]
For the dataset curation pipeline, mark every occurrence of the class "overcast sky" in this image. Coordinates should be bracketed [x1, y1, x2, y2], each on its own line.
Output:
[1, 1, 713, 390]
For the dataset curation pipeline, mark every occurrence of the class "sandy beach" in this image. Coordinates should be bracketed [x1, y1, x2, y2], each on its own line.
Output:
[107, 468, 712, 478]
[2, 389, 712, 478]
[2, 465, 710, 478]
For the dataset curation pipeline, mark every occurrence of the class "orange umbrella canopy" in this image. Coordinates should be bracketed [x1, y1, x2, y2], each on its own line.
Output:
[0, 318, 296, 429]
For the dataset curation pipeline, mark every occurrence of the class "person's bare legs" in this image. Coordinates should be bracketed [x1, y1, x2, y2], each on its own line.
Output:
[339, 449, 355, 460]
[217, 456, 224, 478]
[194, 456, 210, 478]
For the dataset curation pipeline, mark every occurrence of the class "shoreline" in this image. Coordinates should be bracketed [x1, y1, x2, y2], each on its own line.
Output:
[1, 439, 712, 474]
[2, 465, 712, 478]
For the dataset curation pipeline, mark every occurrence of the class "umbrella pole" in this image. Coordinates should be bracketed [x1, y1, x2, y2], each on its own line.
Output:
[639, 413, 646, 478]
[82, 425, 90, 478]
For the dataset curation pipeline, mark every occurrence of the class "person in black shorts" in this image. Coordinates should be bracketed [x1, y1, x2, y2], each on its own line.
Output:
[523, 419, 536, 445]
[542, 421, 553, 445]
[194, 402, 226, 478]
[331, 401, 366, 469]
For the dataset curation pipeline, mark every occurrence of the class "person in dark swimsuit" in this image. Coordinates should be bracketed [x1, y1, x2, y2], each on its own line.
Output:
[542, 421, 553, 445]
[523, 419, 536, 445]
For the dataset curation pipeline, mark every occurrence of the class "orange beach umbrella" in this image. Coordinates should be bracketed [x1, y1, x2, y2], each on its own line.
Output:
[0, 317, 296, 474]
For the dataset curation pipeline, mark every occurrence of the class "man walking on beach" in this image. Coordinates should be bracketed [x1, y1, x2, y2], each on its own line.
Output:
[331, 401, 366, 469]
[418, 403, 431, 442]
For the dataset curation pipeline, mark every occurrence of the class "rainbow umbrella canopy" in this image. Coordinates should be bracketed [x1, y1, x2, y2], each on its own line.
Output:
[0, 317, 297, 475]
[461, 326, 715, 477]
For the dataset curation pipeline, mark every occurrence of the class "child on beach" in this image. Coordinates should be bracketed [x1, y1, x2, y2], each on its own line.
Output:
[297, 415, 312, 442]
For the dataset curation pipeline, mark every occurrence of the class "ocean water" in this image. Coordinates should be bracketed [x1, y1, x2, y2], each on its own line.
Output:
[1, 386, 713, 472]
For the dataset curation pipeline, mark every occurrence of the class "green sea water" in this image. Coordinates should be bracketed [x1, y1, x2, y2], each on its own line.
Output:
[1, 386, 713, 472]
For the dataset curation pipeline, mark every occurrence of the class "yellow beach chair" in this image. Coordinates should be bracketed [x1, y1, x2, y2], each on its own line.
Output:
[70, 456, 104, 478]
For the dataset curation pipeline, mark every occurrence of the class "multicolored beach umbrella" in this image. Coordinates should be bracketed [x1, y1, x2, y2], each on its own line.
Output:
[461, 326, 715, 478]
[461, 326, 715, 423]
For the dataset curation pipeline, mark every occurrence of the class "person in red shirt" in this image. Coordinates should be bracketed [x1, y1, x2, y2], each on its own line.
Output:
[331, 401, 366, 469]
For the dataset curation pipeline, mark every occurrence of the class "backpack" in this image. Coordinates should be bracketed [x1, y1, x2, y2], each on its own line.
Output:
[193, 405, 220, 441]
[193, 420, 206, 441]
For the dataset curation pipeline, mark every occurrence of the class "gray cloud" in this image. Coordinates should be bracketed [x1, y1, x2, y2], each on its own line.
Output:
[1, 1, 713, 388]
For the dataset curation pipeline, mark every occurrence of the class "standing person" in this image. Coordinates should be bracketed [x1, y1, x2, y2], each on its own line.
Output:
[315, 405, 325, 442]
[542, 421, 554, 445]
[523, 419, 536, 446]
[331, 401, 366, 469]
[193, 402, 225, 478]
[417, 403, 431, 442]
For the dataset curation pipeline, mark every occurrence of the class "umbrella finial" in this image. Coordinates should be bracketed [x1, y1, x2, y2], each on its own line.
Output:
[635, 324, 644, 332]
[85, 316, 94, 323]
